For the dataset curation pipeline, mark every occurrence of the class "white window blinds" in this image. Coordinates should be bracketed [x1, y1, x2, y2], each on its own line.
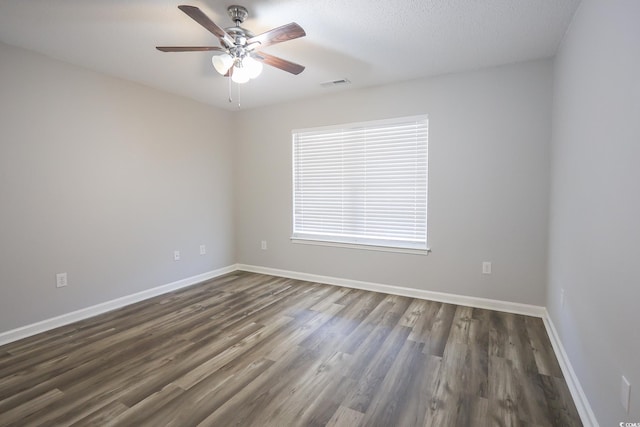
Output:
[292, 115, 428, 251]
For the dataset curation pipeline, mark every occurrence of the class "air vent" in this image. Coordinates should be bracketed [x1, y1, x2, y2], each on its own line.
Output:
[320, 79, 351, 88]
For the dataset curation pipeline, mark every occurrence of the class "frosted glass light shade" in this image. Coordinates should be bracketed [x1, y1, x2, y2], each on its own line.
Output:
[212, 53, 233, 75]
[231, 65, 250, 84]
[243, 56, 263, 79]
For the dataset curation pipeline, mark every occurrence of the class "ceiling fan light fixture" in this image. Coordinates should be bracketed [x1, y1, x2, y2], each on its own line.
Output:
[212, 53, 234, 75]
[231, 64, 251, 84]
[243, 56, 263, 79]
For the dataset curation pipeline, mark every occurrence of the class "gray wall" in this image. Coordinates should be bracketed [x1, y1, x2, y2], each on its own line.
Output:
[548, 0, 640, 424]
[0, 42, 235, 332]
[234, 59, 553, 306]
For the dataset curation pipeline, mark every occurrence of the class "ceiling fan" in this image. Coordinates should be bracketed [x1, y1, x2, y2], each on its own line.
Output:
[157, 5, 306, 84]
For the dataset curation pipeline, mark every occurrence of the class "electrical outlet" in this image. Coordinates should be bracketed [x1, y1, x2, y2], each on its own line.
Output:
[173, 250, 180, 261]
[56, 272, 68, 288]
[482, 262, 491, 274]
[261, 240, 267, 250]
[621, 375, 631, 413]
[199, 244, 206, 255]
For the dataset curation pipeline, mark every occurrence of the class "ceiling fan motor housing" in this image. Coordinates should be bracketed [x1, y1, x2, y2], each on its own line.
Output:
[224, 6, 254, 49]
[227, 5, 248, 25]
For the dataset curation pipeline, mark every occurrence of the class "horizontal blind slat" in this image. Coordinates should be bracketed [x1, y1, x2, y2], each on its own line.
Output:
[293, 115, 428, 250]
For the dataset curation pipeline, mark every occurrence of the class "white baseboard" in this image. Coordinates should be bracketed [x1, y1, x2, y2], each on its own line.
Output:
[0, 264, 237, 346]
[542, 310, 599, 427]
[236, 264, 546, 318]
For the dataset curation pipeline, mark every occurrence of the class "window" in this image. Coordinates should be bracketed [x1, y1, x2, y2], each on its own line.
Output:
[292, 115, 428, 253]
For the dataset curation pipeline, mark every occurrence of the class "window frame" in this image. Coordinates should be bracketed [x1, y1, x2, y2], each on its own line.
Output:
[291, 115, 430, 254]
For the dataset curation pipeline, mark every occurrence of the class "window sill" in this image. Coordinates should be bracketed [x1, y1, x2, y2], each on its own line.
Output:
[290, 237, 431, 255]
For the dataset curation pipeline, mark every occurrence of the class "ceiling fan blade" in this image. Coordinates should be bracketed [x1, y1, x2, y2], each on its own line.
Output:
[255, 52, 305, 75]
[156, 46, 225, 52]
[247, 22, 305, 49]
[177, 5, 234, 46]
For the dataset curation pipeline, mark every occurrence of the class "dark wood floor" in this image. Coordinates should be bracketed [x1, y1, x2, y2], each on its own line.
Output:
[0, 271, 581, 426]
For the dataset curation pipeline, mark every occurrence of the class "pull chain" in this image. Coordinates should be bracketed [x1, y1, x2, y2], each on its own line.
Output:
[225, 74, 241, 109]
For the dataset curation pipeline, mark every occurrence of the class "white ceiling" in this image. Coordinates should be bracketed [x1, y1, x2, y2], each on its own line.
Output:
[0, 0, 581, 111]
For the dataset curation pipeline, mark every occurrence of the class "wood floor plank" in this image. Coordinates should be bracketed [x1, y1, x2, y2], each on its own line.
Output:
[300, 292, 397, 359]
[407, 299, 440, 343]
[359, 339, 427, 427]
[0, 272, 582, 426]
[342, 324, 412, 413]
[105, 383, 185, 426]
[526, 316, 564, 378]
[506, 314, 540, 377]
[426, 341, 474, 427]
[257, 347, 347, 426]
[516, 371, 556, 426]
[539, 374, 583, 427]
[292, 366, 358, 427]
[196, 345, 322, 427]
[399, 299, 430, 328]
[172, 324, 272, 390]
[69, 400, 129, 427]
[451, 395, 490, 427]
[423, 302, 457, 356]
[138, 357, 274, 427]
[395, 353, 441, 427]
[114, 323, 265, 408]
[0, 388, 64, 426]
[325, 405, 364, 427]
[266, 304, 345, 361]
[3, 332, 190, 425]
[488, 355, 521, 426]
[334, 288, 367, 306]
